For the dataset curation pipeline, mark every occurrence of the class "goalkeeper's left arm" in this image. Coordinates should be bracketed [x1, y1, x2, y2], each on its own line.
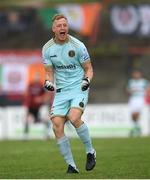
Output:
[81, 61, 93, 91]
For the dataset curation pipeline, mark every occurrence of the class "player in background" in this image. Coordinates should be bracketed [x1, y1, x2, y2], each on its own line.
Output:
[24, 72, 46, 138]
[42, 14, 96, 173]
[126, 69, 149, 137]
[39, 90, 54, 140]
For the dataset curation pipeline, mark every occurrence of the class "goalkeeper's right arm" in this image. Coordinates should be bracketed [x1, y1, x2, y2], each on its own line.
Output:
[44, 65, 55, 91]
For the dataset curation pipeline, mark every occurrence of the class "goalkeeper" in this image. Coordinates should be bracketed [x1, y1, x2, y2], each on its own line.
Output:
[42, 14, 96, 173]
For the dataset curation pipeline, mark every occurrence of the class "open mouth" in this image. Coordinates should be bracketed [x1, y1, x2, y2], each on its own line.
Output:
[60, 31, 66, 36]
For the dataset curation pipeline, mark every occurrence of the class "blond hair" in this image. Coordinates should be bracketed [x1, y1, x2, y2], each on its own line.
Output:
[52, 14, 68, 24]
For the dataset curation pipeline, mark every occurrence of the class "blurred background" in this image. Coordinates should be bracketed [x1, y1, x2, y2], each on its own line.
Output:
[0, 0, 150, 139]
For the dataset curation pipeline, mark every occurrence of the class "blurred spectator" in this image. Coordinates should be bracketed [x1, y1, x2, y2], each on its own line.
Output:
[0, 8, 37, 35]
[126, 69, 149, 137]
[7, 11, 22, 32]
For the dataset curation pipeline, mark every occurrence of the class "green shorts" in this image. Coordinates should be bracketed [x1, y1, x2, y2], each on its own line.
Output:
[50, 86, 89, 117]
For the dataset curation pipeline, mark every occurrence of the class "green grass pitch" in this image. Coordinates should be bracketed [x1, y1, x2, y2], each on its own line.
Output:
[0, 137, 150, 179]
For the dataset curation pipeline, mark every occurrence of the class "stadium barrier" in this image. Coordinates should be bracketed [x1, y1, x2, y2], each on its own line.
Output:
[0, 104, 150, 140]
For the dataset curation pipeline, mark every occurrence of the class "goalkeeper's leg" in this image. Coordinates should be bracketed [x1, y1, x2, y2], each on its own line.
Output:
[69, 108, 96, 171]
[51, 116, 78, 173]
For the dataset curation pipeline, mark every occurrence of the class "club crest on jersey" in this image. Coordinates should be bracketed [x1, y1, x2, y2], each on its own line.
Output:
[68, 50, 75, 57]
[79, 102, 84, 108]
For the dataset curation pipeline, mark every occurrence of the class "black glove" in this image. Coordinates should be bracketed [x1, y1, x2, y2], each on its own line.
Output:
[81, 77, 90, 91]
[44, 80, 55, 91]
